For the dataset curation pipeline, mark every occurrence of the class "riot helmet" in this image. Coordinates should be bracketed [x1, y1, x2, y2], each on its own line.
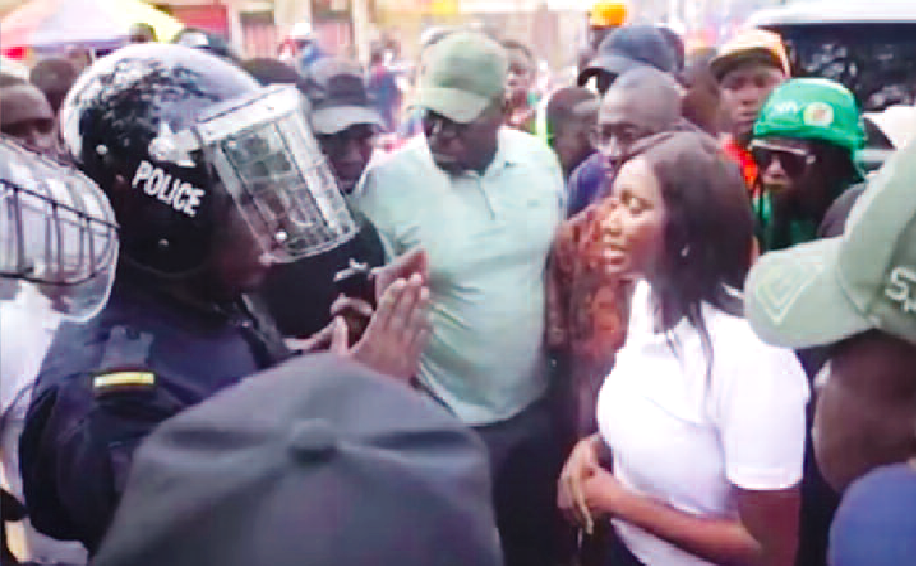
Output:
[0, 135, 118, 320]
[60, 44, 356, 281]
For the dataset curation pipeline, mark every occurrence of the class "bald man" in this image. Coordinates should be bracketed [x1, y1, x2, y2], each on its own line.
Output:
[1, 84, 56, 154]
[567, 66, 692, 216]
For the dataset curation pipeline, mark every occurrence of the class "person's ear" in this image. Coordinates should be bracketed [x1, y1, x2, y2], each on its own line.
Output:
[497, 94, 510, 116]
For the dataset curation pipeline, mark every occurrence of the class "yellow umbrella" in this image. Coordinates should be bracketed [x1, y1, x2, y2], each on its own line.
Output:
[1, 0, 185, 50]
[114, 0, 184, 43]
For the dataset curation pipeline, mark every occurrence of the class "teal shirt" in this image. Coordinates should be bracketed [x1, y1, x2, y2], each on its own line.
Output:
[355, 129, 565, 424]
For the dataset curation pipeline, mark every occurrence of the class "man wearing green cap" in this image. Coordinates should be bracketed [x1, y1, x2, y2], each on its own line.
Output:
[748, 77, 868, 566]
[355, 31, 567, 566]
[750, 78, 866, 253]
[744, 138, 916, 566]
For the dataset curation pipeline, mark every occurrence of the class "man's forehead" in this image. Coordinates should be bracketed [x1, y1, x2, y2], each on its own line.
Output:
[756, 136, 814, 152]
[598, 89, 668, 128]
[597, 112, 636, 128]
[0, 86, 53, 125]
[831, 331, 916, 394]
[599, 89, 635, 116]
[723, 62, 785, 81]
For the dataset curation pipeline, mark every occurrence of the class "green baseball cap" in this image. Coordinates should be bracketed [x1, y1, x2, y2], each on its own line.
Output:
[753, 78, 866, 155]
[413, 31, 508, 124]
[745, 139, 916, 349]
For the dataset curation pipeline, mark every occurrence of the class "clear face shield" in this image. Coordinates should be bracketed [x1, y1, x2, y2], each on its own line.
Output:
[0, 137, 119, 321]
[151, 85, 357, 264]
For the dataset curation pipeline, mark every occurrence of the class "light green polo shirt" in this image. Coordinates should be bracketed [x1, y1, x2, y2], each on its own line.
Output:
[355, 128, 565, 425]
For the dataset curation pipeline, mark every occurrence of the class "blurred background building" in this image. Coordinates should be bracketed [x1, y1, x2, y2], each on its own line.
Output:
[0, 0, 788, 68]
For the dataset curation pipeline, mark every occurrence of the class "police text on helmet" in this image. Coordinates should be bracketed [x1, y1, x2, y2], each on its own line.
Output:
[132, 161, 205, 218]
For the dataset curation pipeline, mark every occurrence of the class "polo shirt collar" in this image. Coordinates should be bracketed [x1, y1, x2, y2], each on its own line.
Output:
[419, 128, 521, 178]
[485, 128, 521, 175]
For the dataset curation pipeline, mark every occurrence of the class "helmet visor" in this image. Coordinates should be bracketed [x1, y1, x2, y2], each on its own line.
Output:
[193, 86, 357, 263]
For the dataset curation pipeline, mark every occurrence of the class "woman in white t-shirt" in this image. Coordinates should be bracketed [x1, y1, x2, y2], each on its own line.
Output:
[558, 131, 809, 566]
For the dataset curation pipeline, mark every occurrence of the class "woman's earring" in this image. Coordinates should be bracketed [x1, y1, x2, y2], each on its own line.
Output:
[680, 245, 690, 258]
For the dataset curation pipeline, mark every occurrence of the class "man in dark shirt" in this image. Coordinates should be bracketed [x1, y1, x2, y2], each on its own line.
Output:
[545, 87, 599, 180]
[259, 59, 388, 339]
[567, 66, 689, 216]
[568, 26, 679, 217]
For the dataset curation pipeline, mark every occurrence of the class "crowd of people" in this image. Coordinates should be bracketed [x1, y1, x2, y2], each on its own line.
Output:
[1, 14, 915, 566]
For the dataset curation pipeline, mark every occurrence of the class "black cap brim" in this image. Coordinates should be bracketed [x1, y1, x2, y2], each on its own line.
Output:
[577, 52, 644, 87]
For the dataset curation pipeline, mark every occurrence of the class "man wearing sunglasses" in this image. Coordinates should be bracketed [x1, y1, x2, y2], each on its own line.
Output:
[750, 78, 866, 253]
[749, 77, 866, 566]
[355, 31, 568, 566]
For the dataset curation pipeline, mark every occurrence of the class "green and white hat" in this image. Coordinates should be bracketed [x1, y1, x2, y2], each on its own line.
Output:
[745, 138, 916, 348]
[753, 78, 866, 156]
[413, 31, 508, 124]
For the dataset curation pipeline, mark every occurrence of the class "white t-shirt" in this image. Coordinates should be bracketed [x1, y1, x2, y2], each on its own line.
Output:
[596, 281, 809, 566]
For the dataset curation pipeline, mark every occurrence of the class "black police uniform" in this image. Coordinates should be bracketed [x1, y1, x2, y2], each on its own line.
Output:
[16, 42, 352, 557]
[19, 275, 289, 554]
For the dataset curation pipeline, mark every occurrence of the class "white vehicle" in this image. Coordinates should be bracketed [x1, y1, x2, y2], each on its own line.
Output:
[748, 0, 916, 166]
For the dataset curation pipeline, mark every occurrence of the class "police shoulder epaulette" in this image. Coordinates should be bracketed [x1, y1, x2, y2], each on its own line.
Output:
[93, 326, 156, 395]
[93, 371, 157, 393]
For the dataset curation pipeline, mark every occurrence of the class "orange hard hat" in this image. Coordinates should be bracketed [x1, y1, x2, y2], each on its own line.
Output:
[590, 1, 628, 27]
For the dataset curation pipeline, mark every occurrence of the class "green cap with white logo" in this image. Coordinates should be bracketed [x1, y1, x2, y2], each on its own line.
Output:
[753, 78, 866, 156]
[745, 138, 916, 348]
[413, 31, 508, 124]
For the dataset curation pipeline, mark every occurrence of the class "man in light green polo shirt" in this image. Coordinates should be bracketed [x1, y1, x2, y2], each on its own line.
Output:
[355, 30, 568, 566]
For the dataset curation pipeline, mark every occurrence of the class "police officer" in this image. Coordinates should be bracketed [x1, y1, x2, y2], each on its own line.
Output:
[18, 44, 430, 556]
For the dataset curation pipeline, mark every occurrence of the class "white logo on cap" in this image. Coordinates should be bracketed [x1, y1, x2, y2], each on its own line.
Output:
[885, 266, 916, 313]
[753, 254, 825, 326]
[771, 101, 800, 116]
[803, 102, 834, 128]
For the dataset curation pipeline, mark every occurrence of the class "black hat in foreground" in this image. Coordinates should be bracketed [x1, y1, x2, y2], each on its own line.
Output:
[92, 353, 501, 566]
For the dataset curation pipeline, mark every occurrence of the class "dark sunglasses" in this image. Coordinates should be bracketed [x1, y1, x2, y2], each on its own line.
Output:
[421, 110, 471, 140]
[750, 142, 816, 178]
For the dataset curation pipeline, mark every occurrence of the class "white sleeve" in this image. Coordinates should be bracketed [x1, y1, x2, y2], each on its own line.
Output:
[712, 325, 810, 491]
[0, 288, 59, 417]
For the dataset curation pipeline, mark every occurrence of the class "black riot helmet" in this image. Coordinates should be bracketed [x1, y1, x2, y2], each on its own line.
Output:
[60, 44, 356, 280]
